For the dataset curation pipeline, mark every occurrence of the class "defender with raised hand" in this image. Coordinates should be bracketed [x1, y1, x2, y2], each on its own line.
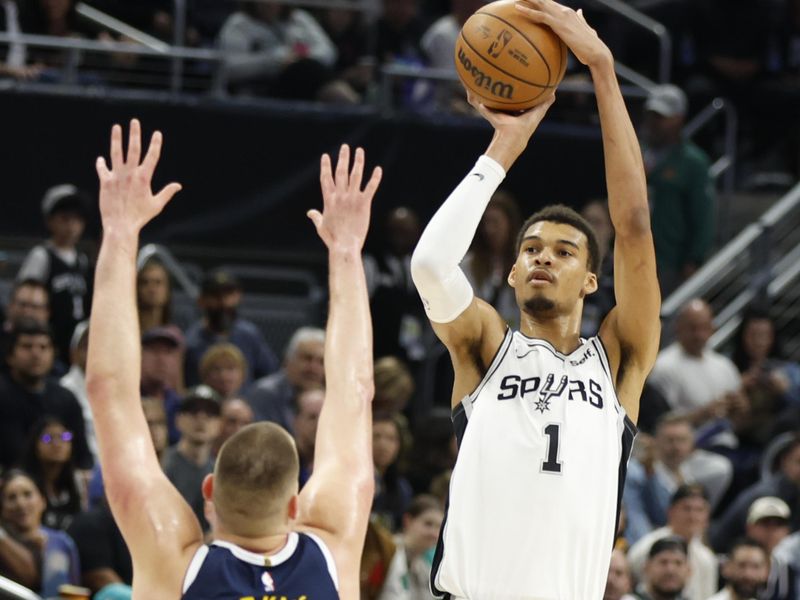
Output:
[87, 120, 381, 599]
[410, 1, 661, 598]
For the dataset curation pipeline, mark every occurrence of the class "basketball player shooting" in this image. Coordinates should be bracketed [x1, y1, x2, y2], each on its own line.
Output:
[86, 120, 381, 599]
[410, 1, 661, 598]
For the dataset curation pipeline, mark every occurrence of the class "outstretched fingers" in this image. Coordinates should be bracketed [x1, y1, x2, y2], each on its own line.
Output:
[154, 182, 183, 209]
[127, 119, 142, 167]
[95, 156, 111, 182]
[363, 166, 383, 201]
[350, 147, 365, 192]
[141, 130, 164, 180]
[320, 153, 335, 199]
[334, 144, 350, 190]
[110, 124, 124, 170]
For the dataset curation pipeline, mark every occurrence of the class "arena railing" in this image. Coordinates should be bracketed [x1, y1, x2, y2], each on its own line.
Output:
[0, 577, 40, 600]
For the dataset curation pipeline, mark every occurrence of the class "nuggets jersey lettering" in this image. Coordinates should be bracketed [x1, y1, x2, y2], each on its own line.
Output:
[182, 532, 338, 600]
[432, 330, 636, 600]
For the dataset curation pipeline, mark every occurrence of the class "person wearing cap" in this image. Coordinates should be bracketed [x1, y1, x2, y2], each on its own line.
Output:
[634, 536, 691, 600]
[161, 385, 222, 532]
[745, 496, 792, 554]
[141, 324, 186, 444]
[641, 84, 714, 296]
[628, 484, 717, 600]
[17, 183, 93, 365]
[708, 538, 769, 600]
[183, 268, 278, 388]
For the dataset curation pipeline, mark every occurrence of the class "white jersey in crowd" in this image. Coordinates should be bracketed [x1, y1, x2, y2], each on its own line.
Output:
[432, 330, 637, 600]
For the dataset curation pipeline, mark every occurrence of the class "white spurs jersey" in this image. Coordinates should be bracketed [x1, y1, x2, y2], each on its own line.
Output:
[431, 329, 637, 600]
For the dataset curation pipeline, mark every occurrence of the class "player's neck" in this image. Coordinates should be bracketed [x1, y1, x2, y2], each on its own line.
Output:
[518, 311, 583, 354]
[214, 529, 291, 555]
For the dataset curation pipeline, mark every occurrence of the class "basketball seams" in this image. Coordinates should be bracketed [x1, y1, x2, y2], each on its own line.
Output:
[473, 10, 553, 85]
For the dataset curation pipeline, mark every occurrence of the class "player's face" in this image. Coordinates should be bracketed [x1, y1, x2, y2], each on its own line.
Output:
[726, 546, 769, 599]
[404, 507, 444, 554]
[646, 550, 689, 596]
[1, 475, 46, 534]
[509, 221, 597, 318]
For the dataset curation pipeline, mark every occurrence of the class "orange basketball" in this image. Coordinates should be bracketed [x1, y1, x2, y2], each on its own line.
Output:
[455, 0, 567, 111]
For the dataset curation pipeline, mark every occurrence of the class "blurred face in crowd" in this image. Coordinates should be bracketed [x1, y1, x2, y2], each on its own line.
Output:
[581, 201, 613, 253]
[404, 507, 443, 555]
[779, 444, 800, 485]
[254, 2, 283, 23]
[373, 418, 401, 473]
[203, 357, 245, 400]
[7, 333, 54, 386]
[643, 112, 683, 148]
[200, 290, 241, 333]
[656, 421, 694, 468]
[747, 517, 790, 554]
[481, 205, 513, 255]
[142, 397, 168, 456]
[47, 209, 84, 248]
[724, 544, 769, 599]
[645, 549, 690, 598]
[1, 474, 46, 535]
[138, 263, 170, 311]
[7, 285, 49, 326]
[668, 495, 710, 540]
[177, 402, 221, 446]
[217, 398, 254, 449]
[36, 421, 73, 466]
[386, 207, 421, 257]
[293, 389, 324, 459]
[676, 300, 714, 357]
[742, 318, 775, 363]
[285, 340, 325, 390]
[141, 339, 183, 392]
[604, 549, 633, 600]
[383, 0, 418, 28]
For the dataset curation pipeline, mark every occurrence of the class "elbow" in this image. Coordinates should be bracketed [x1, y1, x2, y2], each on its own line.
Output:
[410, 247, 441, 290]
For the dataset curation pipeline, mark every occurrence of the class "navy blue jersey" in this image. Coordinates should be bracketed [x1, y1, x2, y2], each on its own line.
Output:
[182, 532, 339, 600]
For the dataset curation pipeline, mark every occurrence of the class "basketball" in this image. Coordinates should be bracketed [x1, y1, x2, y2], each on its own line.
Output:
[455, 0, 567, 111]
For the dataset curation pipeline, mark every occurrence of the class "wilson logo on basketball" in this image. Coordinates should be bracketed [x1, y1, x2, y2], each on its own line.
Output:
[457, 47, 515, 100]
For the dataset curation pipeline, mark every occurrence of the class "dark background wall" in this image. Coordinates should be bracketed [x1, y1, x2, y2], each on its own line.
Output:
[0, 89, 607, 258]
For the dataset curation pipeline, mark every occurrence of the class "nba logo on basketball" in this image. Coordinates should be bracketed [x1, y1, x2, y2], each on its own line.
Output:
[261, 572, 275, 592]
[488, 29, 512, 58]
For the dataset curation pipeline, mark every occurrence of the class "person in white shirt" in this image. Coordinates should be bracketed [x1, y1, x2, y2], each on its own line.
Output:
[629, 484, 718, 600]
[707, 538, 769, 600]
[648, 299, 744, 428]
[59, 321, 97, 462]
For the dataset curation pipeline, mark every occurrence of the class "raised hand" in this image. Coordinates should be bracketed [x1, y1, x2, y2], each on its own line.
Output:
[515, 0, 612, 69]
[308, 144, 382, 252]
[95, 119, 182, 236]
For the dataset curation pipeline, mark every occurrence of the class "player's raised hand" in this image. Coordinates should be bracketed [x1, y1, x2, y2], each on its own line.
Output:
[515, 0, 612, 68]
[95, 119, 182, 235]
[308, 144, 382, 252]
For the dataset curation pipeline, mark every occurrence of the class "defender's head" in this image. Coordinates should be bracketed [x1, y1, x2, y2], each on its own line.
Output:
[509, 205, 600, 318]
[203, 422, 300, 536]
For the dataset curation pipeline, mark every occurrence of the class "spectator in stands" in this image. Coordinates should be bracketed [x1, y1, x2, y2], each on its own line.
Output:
[198, 342, 247, 400]
[712, 434, 800, 552]
[0, 469, 80, 597]
[161, 385, 221, 532]
[140, 325, 185, 444]
[745, 496, 792, 555]
[218, 1, 359, 104]
[462, 190, 522, 328]
[136, 258, 173, 334]
[732, 308, 800, 446]
[633, 536, 691, 600]
[211, 397, 253, 458]
[17, 184, 93, 365]
[59, 321, 97, 463]
[604, 549, 636, 600]
[378, 494, 443, 600]
[420, 0, 486, 112]
[364, 207, 426, 363]
[375, 0, 427, 67]
[361, 518, 397, 600]
[708, 538, 770, 600]
[21, 416, 86, 531]
[580, 199, 615, 337]
[625, 413, 732, 544]
[406, 408, 457, 494]
[0, 318, 92, 471]
[766, 527, 800, 600]
[0, 0, 45, 80]
[648, 299, 744, 429]
[0, 278, 52, 373]
[628, 484, 718, 600]
[318, 8, 372, 96]
[293, 388, 324, 488]
[372, 413, 413, 532]
[374, 356, 415, 415]
[640, 85, 714, 296]
[184, 268, 278, 387]
[245, 326, 324, 431]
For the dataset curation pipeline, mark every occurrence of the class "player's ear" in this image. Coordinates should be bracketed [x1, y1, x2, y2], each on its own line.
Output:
[201, 473, 214, 500]
[583, 271, 598, 296]
[508, 263, 518, 287]
[287, 494, 299, 520]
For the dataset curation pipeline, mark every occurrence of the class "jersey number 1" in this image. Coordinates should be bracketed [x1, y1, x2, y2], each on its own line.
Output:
[542, 424, 562, 474]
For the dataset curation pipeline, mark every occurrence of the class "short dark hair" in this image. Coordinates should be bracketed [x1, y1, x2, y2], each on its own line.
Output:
[10, 278, 49, 303]
[670, 483, 709, 506]
[729, 537, 768, 561]
[405, 494, 442, 519]
[4, 318, 54, 357]
[649, 535, 688, 559]
[516, 204, 601, 274]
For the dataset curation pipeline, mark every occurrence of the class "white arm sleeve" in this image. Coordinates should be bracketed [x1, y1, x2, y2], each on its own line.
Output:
[410, 155, 506, 323]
